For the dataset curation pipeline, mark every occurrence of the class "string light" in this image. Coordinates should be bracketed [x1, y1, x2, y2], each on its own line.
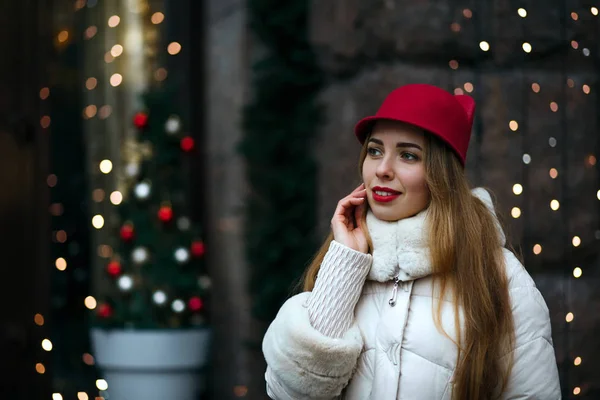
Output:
[96, 380, 108, 391]
[449, 60, 459, 70]
[36, 363, 46, 374]
[110, 44, 123, 57]
[573, 387, 581, 395]
[40, 87, 50, 99]
[573, 267, 582, 278]
[511, 207, 521, 218]
[592, 7, 599, 16]
[84, 296, 97, 310]
[110, 191, 123, 205]
[92, 215, 104, 229]
[531, 82, 540, 92]
[550, 199, 560, 210]
[463, 9, 472, 18]
[108, 15, 120, 27]
[571, 12, 579, 20]
[99, 160, 113, 174]
[574, 357, 582, 366]
[582, 84, 591, 94]
[517, 8, 527, 17]
[522, 42, 532, 53]
[86, 77, 97, 90]
[512, 184, 523, 195]
[151, 12, 165, 24]
[549, 168, 558, 179]
[571, 40, 579, 49]
[167, 42, 182, 55]
[34, 314, 44, 326]
[110, 73, 123, 87]
[572, 236, 581, 247]
[550, 102, 559, 112]
[84, 26, 97, 40]
[57, 30, 69, 43]
[55, 257, 67, 271]
[566, 312, 574, 322]
[40, 116, 51, 129]
[77, 393, 89, 400]
[549, 137, 557, 147]
[42, 339, 53, 351]
[509, 120, 519, 131]
[533, 244, 542, 255]
[463, 82, 474, 92]
[522, 154, 531, 164]
[479, 41, 490, 51]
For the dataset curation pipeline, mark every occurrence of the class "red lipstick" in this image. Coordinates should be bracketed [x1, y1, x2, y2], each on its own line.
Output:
[371, 186, 401, 203]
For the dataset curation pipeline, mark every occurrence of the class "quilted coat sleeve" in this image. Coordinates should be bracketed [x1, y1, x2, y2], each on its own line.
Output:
[262, 241, 372, 400]
[501, 249, 561, 399]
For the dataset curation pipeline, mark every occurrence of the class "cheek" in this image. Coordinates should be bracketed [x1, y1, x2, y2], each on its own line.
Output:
[362, 160, 374, 181]
[399, 168, 428, 192]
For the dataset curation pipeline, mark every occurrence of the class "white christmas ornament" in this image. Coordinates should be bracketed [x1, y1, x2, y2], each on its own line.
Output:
[174, 247, 190, 264]
[172, 299, 185, 313]
[165, 115, 181, 134]
[177, 216, 190, 231]
[153, 290, 167, 305]
[134, 182, 151, 200]
[125, 163, 140, 177]
[118, 275, 134, 291]
[132, 247, 149, 264]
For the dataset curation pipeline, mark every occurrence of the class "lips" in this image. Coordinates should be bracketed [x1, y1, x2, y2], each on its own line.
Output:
[371, 186, 401, 203]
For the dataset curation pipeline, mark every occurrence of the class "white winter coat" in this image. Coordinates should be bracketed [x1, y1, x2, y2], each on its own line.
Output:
[262, 188, 561, 400]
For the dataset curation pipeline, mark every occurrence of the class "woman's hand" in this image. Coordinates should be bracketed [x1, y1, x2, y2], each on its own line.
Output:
[331, 183, 369, 253]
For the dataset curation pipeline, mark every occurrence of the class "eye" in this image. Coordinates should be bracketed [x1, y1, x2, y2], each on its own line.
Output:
[400, 152, 419, 161]
[367, 147, 382, 156]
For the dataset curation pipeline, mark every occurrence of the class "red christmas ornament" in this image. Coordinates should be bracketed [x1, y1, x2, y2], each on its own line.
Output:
[191, 241, 205, 257]
[97, 303, 113, 319]
[133, 112, 149, 129]
[107, 260, 122, 277]
[158, 205, 173, 222]
[180, 136, 194, 152]
[120, 223, 135, 241]
[188, 296, 204, 312]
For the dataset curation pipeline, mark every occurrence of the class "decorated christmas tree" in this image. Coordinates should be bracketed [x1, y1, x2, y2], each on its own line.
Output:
[92, 86, 210, 329]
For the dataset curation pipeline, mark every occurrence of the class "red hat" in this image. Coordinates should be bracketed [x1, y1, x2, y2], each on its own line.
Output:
[354, 84, 476, 166]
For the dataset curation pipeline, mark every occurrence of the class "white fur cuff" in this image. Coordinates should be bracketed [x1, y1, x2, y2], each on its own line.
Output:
[263, 293, 363, 398]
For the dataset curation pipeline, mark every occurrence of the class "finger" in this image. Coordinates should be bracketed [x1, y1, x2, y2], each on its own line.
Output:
[354, 202, 366, 229]
[334, 196, 364, 216]
[350, 183, 366, 195]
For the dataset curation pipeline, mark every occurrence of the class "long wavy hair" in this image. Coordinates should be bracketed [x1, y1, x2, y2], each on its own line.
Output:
[301, 128, 515, 399]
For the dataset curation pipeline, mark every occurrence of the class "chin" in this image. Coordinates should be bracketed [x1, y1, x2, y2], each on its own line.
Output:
[370, 207, 405, 222]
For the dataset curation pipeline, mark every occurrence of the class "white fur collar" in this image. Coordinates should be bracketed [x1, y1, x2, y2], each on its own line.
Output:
[366, 187, 505, 282]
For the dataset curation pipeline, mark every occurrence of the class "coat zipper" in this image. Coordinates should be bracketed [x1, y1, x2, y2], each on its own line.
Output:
[388, 275, 400, 306]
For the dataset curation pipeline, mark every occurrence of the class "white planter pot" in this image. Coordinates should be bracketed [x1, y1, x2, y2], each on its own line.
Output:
[91, 328, 211, 400]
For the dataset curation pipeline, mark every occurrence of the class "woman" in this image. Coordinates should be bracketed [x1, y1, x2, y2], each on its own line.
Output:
[262, 84, 561, 399]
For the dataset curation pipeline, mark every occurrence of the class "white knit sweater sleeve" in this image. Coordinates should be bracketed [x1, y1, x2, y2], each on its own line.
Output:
[305, 240, 372, 338]
[262, 241, 372, 399]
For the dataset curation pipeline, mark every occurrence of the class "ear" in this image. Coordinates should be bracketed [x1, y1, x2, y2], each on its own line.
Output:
[454, 95, 476, 128]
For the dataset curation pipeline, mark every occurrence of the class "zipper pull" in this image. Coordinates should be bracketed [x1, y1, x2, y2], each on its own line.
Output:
[389, 276, 400, 306]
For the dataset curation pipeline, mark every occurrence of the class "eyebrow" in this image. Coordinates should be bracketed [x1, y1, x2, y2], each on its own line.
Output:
[368, 138, 423, 151]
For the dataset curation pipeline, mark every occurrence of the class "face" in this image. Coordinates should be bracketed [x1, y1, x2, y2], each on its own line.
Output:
[362, 120, 430, 221]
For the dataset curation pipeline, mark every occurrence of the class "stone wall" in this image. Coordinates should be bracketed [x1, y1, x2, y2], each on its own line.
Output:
[309, 0, 600, 396]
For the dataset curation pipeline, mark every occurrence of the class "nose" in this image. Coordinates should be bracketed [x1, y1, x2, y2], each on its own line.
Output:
[376, 155, 394, 180]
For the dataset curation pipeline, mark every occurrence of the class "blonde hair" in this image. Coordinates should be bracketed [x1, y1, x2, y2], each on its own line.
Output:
[301, 128, 515, 400]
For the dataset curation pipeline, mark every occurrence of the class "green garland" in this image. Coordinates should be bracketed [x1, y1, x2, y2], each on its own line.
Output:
[240, 0, 324, 321]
